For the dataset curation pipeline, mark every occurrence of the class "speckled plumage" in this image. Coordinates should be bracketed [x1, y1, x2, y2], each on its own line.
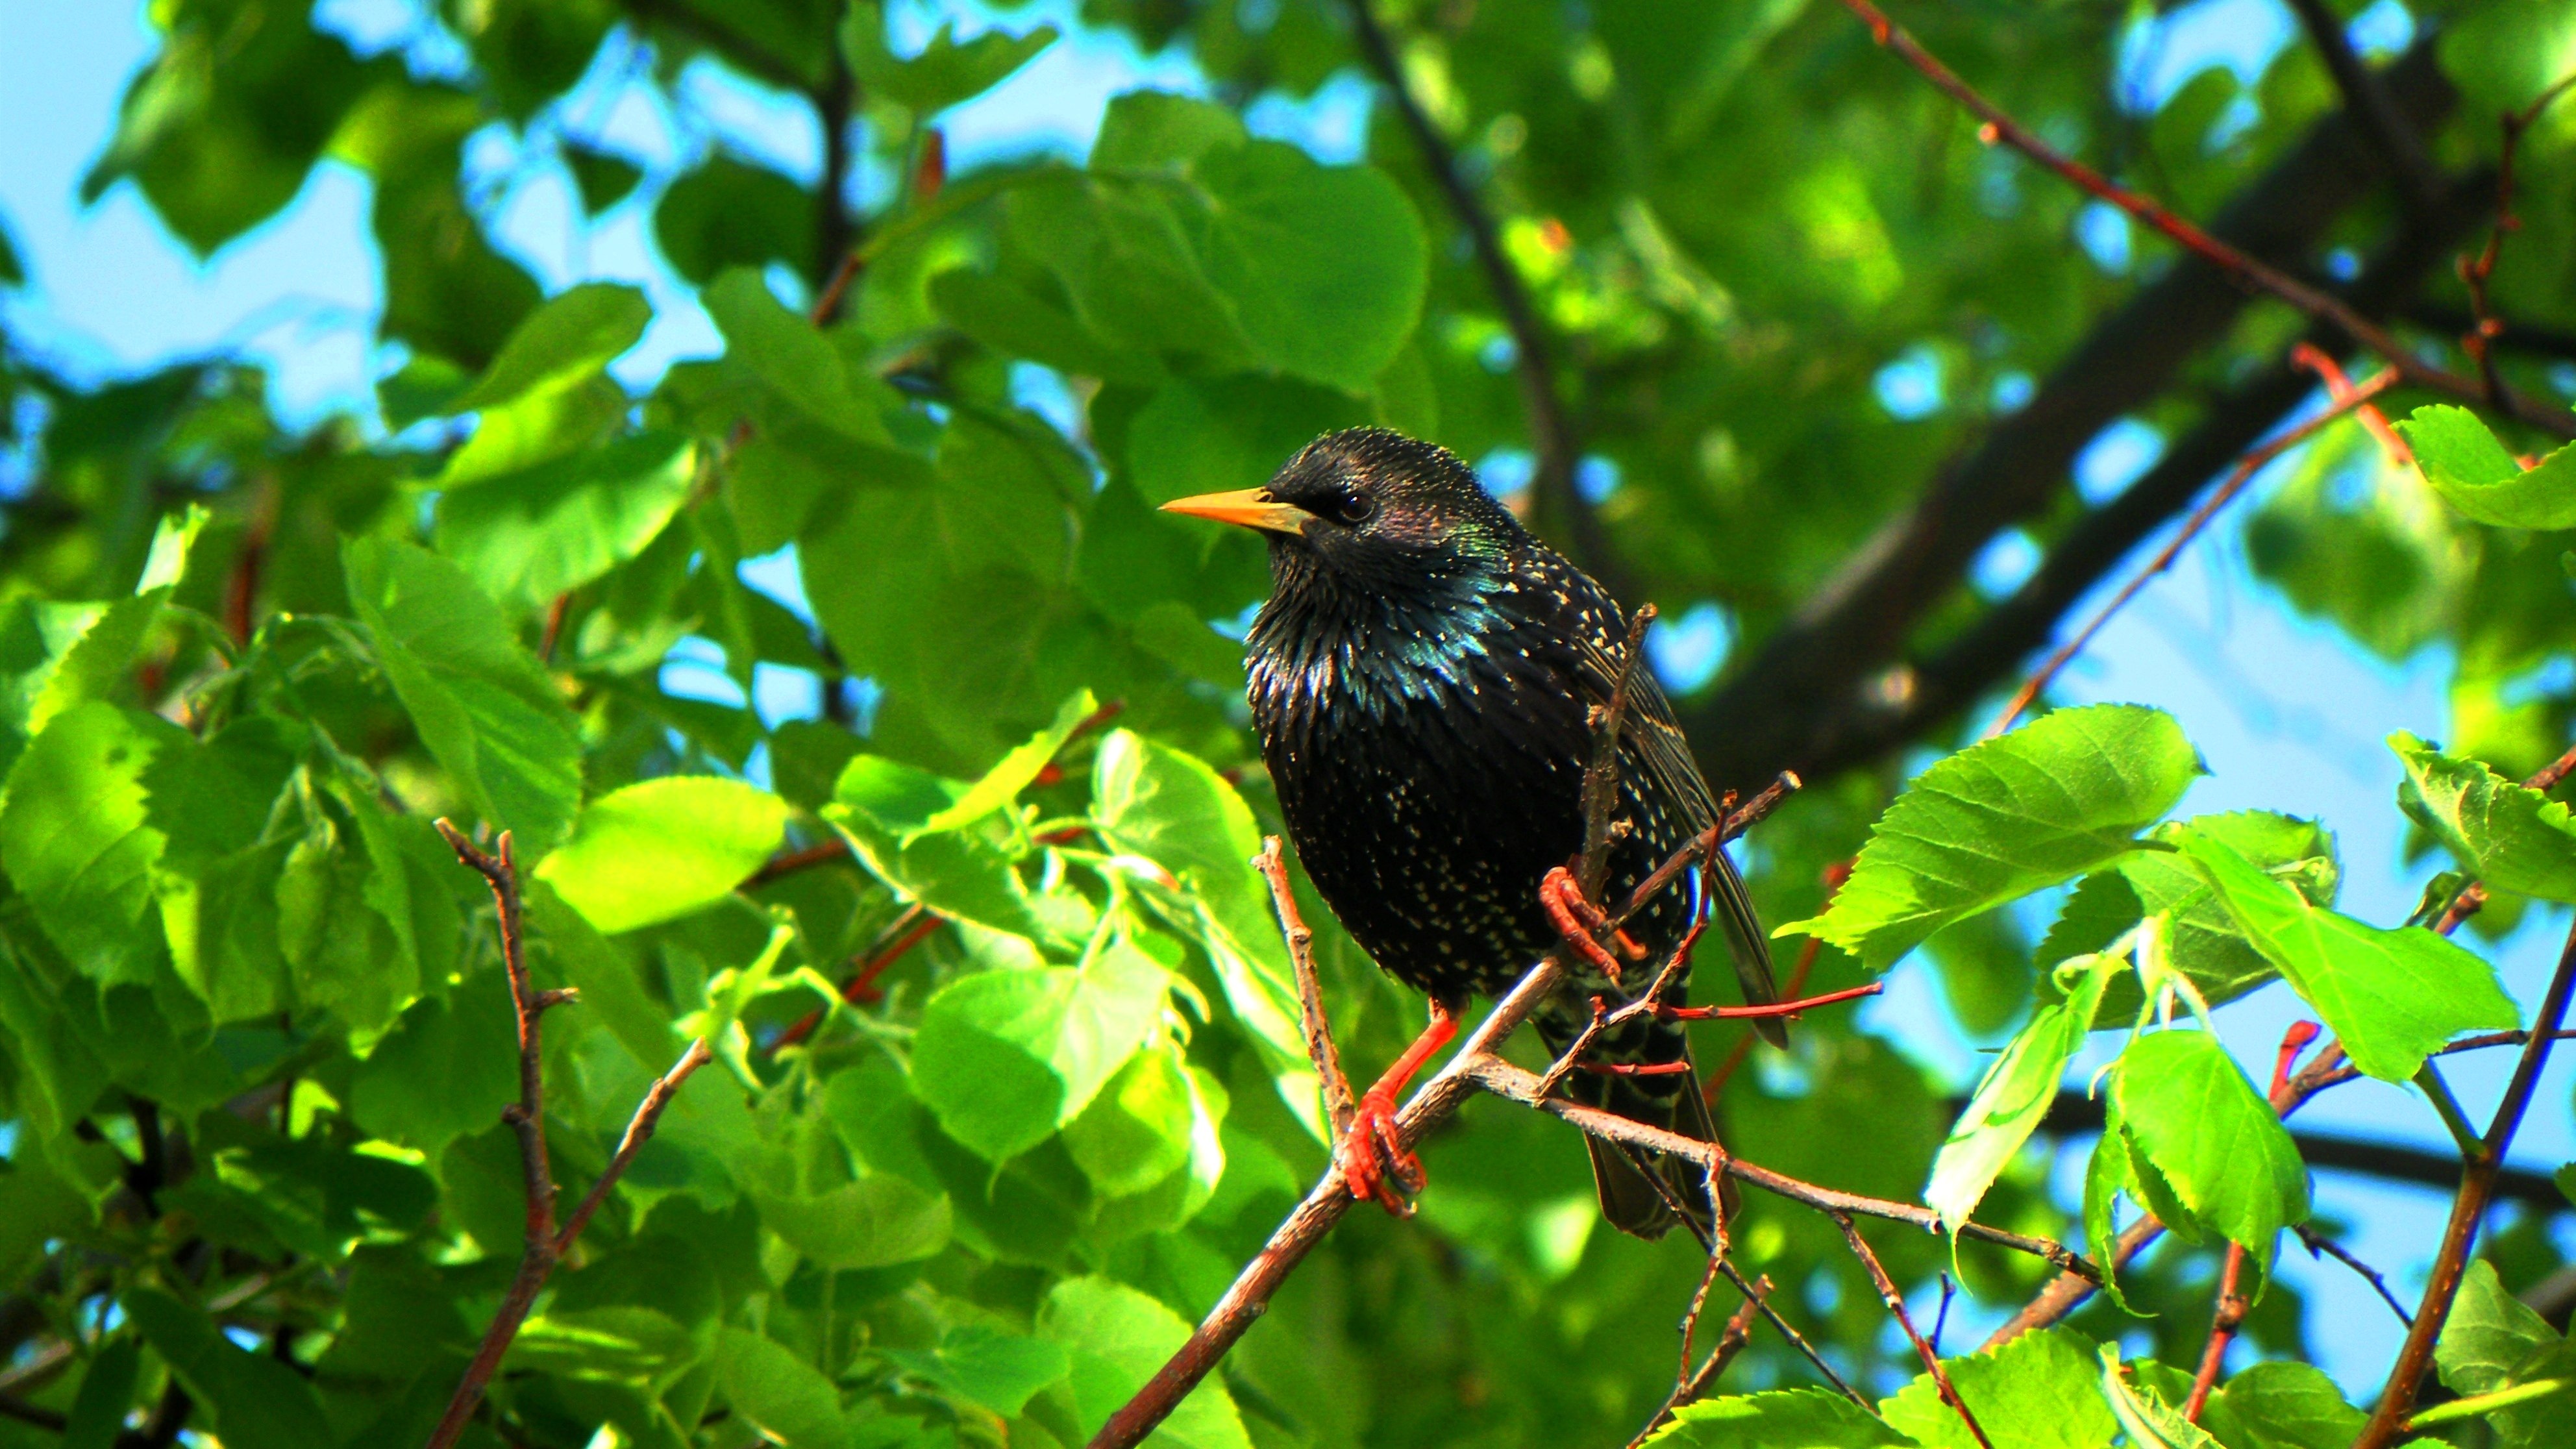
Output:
[1232, 428, 1781, 1239]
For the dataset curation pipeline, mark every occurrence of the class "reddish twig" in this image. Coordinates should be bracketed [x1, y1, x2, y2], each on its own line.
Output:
[741, 837, 854, 890]
[552, 1039, 714, 1252]
[538, 592, 573, 663]
[2292, 343, 2409, 464]
[2184, 1243, 2249, 1420]
[769, 906, 943, 1052]
[1988, 365, 2399, 734]
[1707, 858, 1850, 1103]
[1830, 0, 2573, 439]
[1258, 837, 1358, 1139]
[1837, 1213, 1993, 1448]
[424, 823, 571, 1449]
[423, 821, 723, 1449]
[2458, 72, 2576, 404]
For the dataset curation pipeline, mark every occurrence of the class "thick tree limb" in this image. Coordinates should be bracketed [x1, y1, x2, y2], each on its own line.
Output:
[2283, 0, 2445, 214]
[1708, 153, 2497, 785]
[1341, 0, 1626, 600]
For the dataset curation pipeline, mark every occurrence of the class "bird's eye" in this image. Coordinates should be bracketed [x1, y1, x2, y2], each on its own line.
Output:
[1328, 489, 1376, 525]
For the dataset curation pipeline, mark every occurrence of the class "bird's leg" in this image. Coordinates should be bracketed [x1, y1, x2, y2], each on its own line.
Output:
[1339, 998, 1458, 1213]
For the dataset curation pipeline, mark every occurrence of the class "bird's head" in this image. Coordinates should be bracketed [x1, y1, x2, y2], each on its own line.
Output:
[1159, 428, 1525, 601]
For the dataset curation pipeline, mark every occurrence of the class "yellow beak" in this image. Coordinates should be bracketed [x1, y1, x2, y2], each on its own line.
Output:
[1158, 488, 1310, 536]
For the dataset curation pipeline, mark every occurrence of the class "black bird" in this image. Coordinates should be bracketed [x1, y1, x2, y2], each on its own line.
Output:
[1162, 427, 1782, 1239]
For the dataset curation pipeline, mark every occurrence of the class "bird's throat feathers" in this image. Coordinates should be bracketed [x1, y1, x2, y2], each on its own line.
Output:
[1247, 545, 1515, 716]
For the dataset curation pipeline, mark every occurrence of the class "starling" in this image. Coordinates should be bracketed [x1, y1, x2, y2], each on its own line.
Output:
[1163, 427, 1782, 1239]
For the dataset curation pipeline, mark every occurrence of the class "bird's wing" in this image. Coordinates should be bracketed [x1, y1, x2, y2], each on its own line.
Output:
[1563, 581, 1787, 1043]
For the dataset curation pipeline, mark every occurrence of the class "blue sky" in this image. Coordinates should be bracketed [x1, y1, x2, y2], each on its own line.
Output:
[3, 0, 2566, 1395]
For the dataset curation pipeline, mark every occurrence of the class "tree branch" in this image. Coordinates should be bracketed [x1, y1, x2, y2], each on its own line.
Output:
[1720, 150, 2496, 785]
[2282, 0, 2445, 215]
[1829, 0, 2562, 434]
[1085, 784, 1818, 1449]
[1689, 34, 2475, 787]
[1984, 362, 2399, 735]
[1258, 837, 1357, 1139]
[2355, 910, 2576, 1445]
[423, 823, 716, 1449]
[1340, 0, 1625, 599]
[1837, 1213, 1993, 1447]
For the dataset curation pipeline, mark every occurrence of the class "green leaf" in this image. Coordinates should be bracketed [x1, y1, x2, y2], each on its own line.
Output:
[2039, 812, 2339, 1022]
[1063, 1041, 1197, 1196]
[2082, 1097, 2136, 1315]
[343, 537, 584, 853]
[1926, 952, 2116, 1232]
[908, 936, 1170, 1161]
[843, 5, 1057, 114]
[718, 1326, 848, 1449]
[882, 1325, 1071, 1417]
[123, 1286, 334, 1449]
[337, 82, 540, 368]
[2396, 404, 2576, 531]
[1879, 1327, 2118, 1449]
[2111, 1030, 2309, 1262]
[508, 1305, 700, 1386]
[1093, 92, 1250, 171]
[565, 142, 643, 214]
[82, 1, 376, 254]
[1091, 729, 1315, 1119]
[2198, 1362, 2364, 1449]
[443, 282, 651, 414]
[2173, 826, 2519, 1081]
[704, 268, 895, 444]
[1646, 1390, 1911, 1447]
[754, 1174, 953, 1269]
[1781, 704, 2203, 970]
[2394, 733, 2576, 903]
[1041, 1276, 1252, 1449]
[346, 969, 517, 1153]
[0, 701, 180, 985]
[0, 1158, 94, 1291]
[60, 1336, 139, 1449]
[2438, 1259, 2557, 1400]
[654, 156, 815, 287]
[535, 775, 791, 933]
[2098, 1344, 2220, 1449]
[828, 756, 1046, 940]
[435, 430, 698, 612]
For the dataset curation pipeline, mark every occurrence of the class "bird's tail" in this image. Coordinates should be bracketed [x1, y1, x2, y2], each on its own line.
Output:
[1534, 1002, 1733, 1241]
[1706, 844, 1787, 1048]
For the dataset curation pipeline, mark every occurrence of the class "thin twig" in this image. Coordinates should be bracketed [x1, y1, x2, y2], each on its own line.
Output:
[1829, 0, 2573, 438]
[1989, 364, 2399, 733]
[425, 823, 569, 1449]
[2458, 71, 2576, 404]
[1629, 1276, 1768, 1447]
[423, 824, 717, 1449]
[1340, 0, 1625, 591]
[741, 837, 853, 890]
[552, 1039, 715, 1252]
[2183, 1243, 2249, 1420]
[2295, 1224, 2413, 1326]
[1719, 1257, 1867, 1406]
[1258, 837, 1357, 1139]
[1837, 1213, 1992, 1448]
[769, 905, 943, 1052]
